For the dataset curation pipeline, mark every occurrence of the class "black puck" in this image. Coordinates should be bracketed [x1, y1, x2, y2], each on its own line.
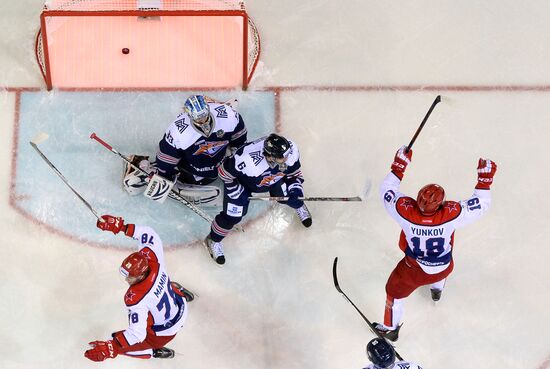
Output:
[122, 48, 130, 54]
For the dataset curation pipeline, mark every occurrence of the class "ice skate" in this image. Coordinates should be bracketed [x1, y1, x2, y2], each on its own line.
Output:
[152, 347, 175, 359]
[430, 288, 442, 302]
[295, 204, 312, 228]
[204, 235, 225, 265]
[170, 281, 195, 302]
[373, 322, 402, 342]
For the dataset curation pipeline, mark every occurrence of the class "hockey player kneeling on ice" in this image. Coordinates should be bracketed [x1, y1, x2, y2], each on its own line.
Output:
[205, 134, 312, 265]
[363, 338, 423, 369]
[373, 146, 497, 342]
[84, 215, 194, 362]
[122, 94, 248, 206]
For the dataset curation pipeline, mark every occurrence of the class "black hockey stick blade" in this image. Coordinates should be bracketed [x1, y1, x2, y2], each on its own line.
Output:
[332, 257, 404, 361]
[406, 95, 442, 152]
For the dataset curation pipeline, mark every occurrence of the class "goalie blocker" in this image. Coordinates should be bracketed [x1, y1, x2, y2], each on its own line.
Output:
[122, 155, 222, 206]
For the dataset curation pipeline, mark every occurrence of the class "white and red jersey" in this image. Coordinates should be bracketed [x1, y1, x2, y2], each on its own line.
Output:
[117, 226, 188, 347]
[380, 172, 491, 274]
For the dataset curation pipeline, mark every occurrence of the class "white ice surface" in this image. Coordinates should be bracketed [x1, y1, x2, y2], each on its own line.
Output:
[2, 1, 550, 369]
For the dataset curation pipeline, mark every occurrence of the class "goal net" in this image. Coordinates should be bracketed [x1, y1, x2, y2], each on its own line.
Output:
[35, 0, 261, 90]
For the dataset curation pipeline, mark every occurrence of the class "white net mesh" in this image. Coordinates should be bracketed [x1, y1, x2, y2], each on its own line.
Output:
[44, 0, 245, 11]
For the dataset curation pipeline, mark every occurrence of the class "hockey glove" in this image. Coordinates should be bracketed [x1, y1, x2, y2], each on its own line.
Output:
[97, 215, 134, 236]
[84, 340, 118, 362]
[476, 158, 497, 190]
[391, 146, 413, 180]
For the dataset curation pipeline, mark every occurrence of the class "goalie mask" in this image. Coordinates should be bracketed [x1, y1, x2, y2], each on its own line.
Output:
[184, 95, 212, 135]
[263, 134, 291, 169]
[120, 252, 150, 285]
[417, 183, 446, 215]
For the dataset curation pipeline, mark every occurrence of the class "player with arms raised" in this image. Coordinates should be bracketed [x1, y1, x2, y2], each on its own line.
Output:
[123, 95, 247, 205]
[374, 146, 497, 341]
[84, 215, 194, 361]
[204, 133, 312, 264]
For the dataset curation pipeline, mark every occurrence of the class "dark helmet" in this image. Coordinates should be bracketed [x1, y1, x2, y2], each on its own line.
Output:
[366, 338, 396, 368]
[417, 183, 446, 215]
[263, 134, 291, 159]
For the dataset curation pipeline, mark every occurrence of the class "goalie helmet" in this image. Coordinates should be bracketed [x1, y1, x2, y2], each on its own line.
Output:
[366, 338, 396, 368]
[417, 183, 446, 215]
[120, 252, 150, 285]
[184, 95, 212, 132]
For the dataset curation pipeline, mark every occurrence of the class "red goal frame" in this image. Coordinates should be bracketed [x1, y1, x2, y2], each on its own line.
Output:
[35, 3, 261, 90]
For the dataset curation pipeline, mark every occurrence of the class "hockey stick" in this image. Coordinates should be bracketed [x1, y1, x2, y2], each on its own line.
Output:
[332, 257, 404, 361]
[406, 95, 441, 153]
[90, 133, 244, 232]
[249, 196, 361, 202]
[30, 133, 103, 221]
[249, 179, 372, 203]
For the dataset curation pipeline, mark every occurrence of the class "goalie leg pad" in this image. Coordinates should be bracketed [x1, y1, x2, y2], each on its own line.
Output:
[172, 182, 222, 207]
[122, 155, 151, 195]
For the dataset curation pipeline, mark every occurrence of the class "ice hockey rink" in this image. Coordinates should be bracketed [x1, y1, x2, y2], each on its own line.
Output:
[2, 1, 550, 368]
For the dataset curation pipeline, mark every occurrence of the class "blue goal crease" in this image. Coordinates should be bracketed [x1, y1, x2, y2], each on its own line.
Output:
[14, 90, 276, 249]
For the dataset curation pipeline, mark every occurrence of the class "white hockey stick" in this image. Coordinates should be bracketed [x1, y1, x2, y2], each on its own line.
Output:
[249, 179, 372, 203]
[90, 133, 244, 232]
[30, 133, 103, 221]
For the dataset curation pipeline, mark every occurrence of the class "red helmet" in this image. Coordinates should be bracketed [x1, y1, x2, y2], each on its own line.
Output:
[120, 252, 149, 285]
[417, 184, 445, 215]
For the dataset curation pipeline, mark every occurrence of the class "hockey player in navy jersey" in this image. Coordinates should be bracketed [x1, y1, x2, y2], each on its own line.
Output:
[204, 133, 312, 264]
[84, 215, 194, 361]
[363, 338, 423, 369]
[374, 146, 497, 341]
[122, 95, 247, 204]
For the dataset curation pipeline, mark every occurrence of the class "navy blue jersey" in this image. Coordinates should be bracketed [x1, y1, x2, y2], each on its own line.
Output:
[218, 137, 304, 193]
[155, 102, 247, 179]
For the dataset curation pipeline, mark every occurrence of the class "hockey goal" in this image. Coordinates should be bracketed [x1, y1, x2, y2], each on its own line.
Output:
[35, 0, 261, 90]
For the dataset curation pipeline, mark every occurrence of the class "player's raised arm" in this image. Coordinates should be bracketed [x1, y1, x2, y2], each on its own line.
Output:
[455, 158, 497, 228]
[380, 146, 412, 214]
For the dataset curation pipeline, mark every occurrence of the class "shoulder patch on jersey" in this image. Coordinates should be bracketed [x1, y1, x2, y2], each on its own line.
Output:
[397, 197, 417, 212]
[174, 118, 188, 134]
[214, 105, 228, 118]
[440, 201, 462, 220]
[249, 150, 263, 165]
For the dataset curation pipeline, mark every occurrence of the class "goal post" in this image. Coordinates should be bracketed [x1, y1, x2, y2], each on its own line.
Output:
[35, 0, 261, 90]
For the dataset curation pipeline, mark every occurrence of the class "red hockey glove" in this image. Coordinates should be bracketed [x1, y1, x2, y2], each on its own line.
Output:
[391, 146, 413, 180]
[84, 340, 118, 362]
[97, 215, 127, 235]
[476, 158, 497, 190]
